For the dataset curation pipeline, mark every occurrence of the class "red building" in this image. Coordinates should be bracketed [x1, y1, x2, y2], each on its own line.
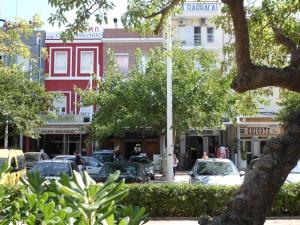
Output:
[24, 28, 103, 157]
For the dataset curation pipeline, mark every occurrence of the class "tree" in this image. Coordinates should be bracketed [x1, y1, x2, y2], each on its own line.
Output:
[79, 47, 261, 144]
[0, 16, 53, 142]
[48, 0, 300, 224]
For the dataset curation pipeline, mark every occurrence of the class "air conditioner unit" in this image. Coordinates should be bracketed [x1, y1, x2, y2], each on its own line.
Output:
[200, 18, 207, 26]
[179, 18, 186, 26]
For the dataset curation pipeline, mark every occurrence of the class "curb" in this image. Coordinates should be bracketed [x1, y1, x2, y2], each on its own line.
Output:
[149, 217, 300, 220]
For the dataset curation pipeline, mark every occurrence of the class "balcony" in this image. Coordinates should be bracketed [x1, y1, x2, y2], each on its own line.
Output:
[41, 112, 90, 124]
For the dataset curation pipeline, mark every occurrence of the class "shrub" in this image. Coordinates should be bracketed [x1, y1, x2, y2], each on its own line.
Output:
[124, 183, 300, 217]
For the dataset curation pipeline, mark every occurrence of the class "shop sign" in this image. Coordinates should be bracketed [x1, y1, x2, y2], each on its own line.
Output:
[183, 2, 218, 13]
[46, 26, 103, 40]
[37, 128, 86, 134]
[240, 127, 281, 136]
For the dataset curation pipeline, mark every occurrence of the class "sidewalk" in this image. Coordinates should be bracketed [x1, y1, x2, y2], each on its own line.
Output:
[146, 219, 300, 225]
[153, 170, 189, 183]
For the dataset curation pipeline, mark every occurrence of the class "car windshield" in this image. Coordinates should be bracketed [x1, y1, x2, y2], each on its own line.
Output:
[55, 156, 75, 161]
[291, 162, 300, 173]
[99, 164, 138, 177]
[0, 158, 8, 168]
[197, 161, 238, 176]
[130, 157, 150, 164]
[24, 153, 40, 162]
[92, 153, 114, 162]
[30, 162, 71, 177]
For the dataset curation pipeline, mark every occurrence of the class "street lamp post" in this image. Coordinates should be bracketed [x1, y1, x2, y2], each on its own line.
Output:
[4, 120, 8, 148]
[166, 16, 174, 182]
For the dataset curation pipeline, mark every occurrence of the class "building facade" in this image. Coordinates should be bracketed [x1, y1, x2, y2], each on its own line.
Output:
[172, 1, 227, 169]
[24, 28, 103, 157]
[101, 28, 163, 160]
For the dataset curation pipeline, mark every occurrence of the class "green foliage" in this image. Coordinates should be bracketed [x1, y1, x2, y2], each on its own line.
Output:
[48, 0, 114, 40]
[277, 91, 300, 121]
[0, 65, 54, 137]
[0, 15, 43, 58]
[79, 47, 263, 140]
[123, 183, 300, 217]
[0, 170, 148, 225]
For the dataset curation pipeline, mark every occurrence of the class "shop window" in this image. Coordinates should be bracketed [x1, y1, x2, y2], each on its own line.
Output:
[207, 27, 214, 43]
[54, 51, 68, 73]
[194, 26, 201, 46]
[80, 51, 94, 73]
[116, 54, 129, 77]
[53, 95, 67, 115]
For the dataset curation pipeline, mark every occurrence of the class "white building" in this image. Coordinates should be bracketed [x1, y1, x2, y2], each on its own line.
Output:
[172, 1, 282, 170]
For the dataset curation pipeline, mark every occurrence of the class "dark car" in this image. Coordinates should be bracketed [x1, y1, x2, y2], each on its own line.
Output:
[92, 162, 150, 183]
[29, 160, 78, 180]
[91, 150, 116, 163]
[129, 155, 155, 180]
[24, 152, 50, 170]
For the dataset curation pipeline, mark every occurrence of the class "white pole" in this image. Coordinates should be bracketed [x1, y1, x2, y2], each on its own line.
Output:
[166, 16, 174, 182]
[4, 120, 8, 148]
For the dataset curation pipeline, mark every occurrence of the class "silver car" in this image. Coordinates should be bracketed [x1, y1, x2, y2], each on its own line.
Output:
[188, 158, 244, 186]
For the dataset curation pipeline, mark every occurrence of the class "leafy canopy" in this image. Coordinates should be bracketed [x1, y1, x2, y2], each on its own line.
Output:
[0, 15, 53, 138]
[79, 47, 263, 140]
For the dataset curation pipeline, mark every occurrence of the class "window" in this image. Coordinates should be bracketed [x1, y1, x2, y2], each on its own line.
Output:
[116, 54, 129, 76]
[207, 27, 214, 43]
[54, 52, 68, 73]
[53, 95, 67, 115]
[16, 56, 30, 72]
[80, 51, 94, 73]
[17, 155, 26, 170]
[194, 26, 201, 46]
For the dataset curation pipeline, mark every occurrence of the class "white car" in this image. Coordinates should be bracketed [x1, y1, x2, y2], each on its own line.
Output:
[53, 155, 102, 176]
[188, 158, 244, 186]
[285, 160, 300, 184]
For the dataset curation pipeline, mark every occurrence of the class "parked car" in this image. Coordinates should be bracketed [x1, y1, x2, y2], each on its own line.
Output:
[24, 152, 50, 170]
[53, 155, 102, 175]
[129, 155, 155, 180]
[0, 149, 26, 185]
[285, 160, 300, 183]
[188, 158, 244, 186]
[29, 160, 78, 180]
[82, 156, 103, 175]
[92, 162, 150, 183]
[91, 150, 115, 163]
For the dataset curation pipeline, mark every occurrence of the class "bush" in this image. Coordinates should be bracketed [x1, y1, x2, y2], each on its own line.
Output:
[2, 182, 300, 219]
[124, 183, 300, 217]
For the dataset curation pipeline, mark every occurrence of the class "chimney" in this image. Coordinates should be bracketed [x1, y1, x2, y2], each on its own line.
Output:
[113, 18, 118, 29]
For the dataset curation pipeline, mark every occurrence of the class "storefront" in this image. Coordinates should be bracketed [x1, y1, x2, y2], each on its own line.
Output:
[229, 116, 283, 169]
[24, 124, 92, 157]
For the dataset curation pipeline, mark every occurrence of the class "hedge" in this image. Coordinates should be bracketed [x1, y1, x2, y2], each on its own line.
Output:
[123, 183, 300, 217]
[1, 183, 300, 218]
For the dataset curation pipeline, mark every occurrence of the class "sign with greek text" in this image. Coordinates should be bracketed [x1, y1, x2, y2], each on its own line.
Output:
[183, 2, 218, 13]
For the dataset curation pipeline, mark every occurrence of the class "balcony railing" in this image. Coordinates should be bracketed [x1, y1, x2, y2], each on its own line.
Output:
[41, 112, 89, 124]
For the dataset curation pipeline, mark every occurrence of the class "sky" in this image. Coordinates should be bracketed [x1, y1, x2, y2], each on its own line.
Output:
[0, 0, 127, 31]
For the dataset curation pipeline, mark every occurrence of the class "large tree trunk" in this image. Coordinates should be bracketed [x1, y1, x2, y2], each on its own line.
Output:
[199, 113, 300, 225]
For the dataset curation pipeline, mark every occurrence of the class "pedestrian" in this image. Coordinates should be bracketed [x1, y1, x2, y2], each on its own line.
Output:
[74, 151, 84, 173]
[173, 153, 179, 178]
[202, 152, 209, 160]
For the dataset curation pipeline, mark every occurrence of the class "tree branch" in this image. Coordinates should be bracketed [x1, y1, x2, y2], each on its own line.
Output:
[222, 0, 252, 73]
[232, 65, 300, 93]
[272, 26, 300, 66]
[222, 0, 300, 93]
[144, 0, 181, 19]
